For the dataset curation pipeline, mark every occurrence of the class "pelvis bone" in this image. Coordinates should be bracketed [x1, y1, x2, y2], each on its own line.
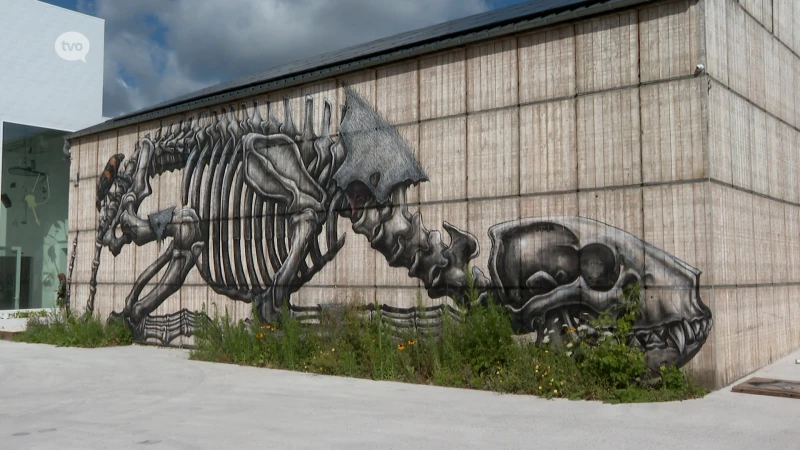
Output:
[487, 216, 712, 369]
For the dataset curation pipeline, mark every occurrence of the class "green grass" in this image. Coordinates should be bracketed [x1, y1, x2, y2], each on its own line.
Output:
[13, 311, 133, 348]
[190, 284, 706, 403]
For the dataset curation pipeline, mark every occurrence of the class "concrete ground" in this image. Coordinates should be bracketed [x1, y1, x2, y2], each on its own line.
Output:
[1, 342, 799, 450]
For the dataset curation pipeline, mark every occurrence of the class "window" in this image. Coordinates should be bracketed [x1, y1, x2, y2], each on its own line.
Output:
[1, 122, 69, 310]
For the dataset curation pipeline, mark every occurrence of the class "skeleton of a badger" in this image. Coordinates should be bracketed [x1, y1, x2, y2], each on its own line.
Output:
[85, 85, 480, 342]
[84, 84, 711, 370]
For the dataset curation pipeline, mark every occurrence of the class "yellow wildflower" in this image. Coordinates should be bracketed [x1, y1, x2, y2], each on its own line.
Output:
[397, 344, 406, 351]
[407, 340, 416, 345]
[256, 333, 264, 339]
[538, 386, 542, 390]
[554, 389, 558, 394]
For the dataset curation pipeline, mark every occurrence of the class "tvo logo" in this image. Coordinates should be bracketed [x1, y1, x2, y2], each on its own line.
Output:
[55, 31, 90, 62]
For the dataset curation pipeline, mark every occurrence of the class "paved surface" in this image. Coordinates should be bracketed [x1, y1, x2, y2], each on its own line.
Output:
[1, 341, 799, 450]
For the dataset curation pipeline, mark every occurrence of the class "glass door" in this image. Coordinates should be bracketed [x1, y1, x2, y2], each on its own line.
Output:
[1, 122, 70, 310]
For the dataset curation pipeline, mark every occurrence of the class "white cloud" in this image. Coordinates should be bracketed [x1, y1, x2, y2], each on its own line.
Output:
[80, 0, 490, 117]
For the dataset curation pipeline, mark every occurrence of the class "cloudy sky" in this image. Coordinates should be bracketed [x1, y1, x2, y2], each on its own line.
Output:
[42, 0, 526, 119]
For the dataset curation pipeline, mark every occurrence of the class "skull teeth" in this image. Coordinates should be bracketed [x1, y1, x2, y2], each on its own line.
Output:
[682, 319, 695, 342]
[636, 317, 711, 353]
[669, 323, 685, 354]
[646, 332, 664, 349]
[692, 320, 702, 337]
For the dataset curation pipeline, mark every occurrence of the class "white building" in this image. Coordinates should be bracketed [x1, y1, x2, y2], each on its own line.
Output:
[0, 0, 105, 312]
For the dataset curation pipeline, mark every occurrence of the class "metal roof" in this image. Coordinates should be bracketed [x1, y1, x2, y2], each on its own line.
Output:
[68, 0, 650, 140]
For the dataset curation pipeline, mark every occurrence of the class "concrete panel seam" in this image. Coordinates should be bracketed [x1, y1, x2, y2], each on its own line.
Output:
[730, 0, 796, 57]
[710, 281, 800, 289]
[516, 34, 522, 198]
[708, 178, 800, 209]
[636, 11, 647, 313]
[70, 281, 430, 290]
[69, 178, 729, 235]
[69, 71, 702, 149]
[707, 75, 800, 139]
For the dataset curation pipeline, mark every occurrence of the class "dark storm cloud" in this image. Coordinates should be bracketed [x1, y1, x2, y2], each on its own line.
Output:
[78, 0, 489, 118]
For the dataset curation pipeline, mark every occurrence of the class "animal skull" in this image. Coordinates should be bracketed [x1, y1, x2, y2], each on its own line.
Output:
[487, 216, 712, 369]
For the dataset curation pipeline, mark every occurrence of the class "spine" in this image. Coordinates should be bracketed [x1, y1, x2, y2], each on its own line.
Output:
[349, 186, 487, 303]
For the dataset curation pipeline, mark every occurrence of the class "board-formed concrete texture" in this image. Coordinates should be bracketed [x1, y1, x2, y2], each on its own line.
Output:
[63, 0, 800, 389]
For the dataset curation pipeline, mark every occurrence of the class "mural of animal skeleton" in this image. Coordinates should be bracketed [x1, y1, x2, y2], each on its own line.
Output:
[86, 86, 712, 369]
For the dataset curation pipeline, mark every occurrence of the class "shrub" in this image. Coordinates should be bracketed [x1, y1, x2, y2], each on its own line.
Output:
[574, 283, 649, 391]
[190, 282, 705, 403]
[13, 310, 133, 347]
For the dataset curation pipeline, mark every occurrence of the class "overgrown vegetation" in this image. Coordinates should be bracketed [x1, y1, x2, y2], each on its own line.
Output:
[13, 310, 133, 348]
[191, 283, 706, 403]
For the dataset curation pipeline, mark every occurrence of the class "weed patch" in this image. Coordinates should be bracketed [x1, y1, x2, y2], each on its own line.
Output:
[13, 311, 133, 348]
[191, 285, 706, 403]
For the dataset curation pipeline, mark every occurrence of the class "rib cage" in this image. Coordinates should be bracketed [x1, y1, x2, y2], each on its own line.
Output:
[175, 98, 341, 302]
[89, 94, 344, 325]
[120, 94, 468, 344]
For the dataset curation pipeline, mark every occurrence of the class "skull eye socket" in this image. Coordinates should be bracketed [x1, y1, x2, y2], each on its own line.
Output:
[579, 243, 619, 291]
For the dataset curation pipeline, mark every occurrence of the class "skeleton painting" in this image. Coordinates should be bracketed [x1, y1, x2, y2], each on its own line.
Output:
[86, 86, 712, 369]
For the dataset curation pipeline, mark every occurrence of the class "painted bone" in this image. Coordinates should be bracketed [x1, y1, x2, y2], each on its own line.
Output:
[486, 217, 713, 369]
[85, 86, 712, 370]
[89, 95, 347, 331]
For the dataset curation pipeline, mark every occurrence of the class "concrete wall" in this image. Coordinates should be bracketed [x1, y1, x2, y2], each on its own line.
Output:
[704, 0, 800, 388]
[65, 0, 798, 388]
